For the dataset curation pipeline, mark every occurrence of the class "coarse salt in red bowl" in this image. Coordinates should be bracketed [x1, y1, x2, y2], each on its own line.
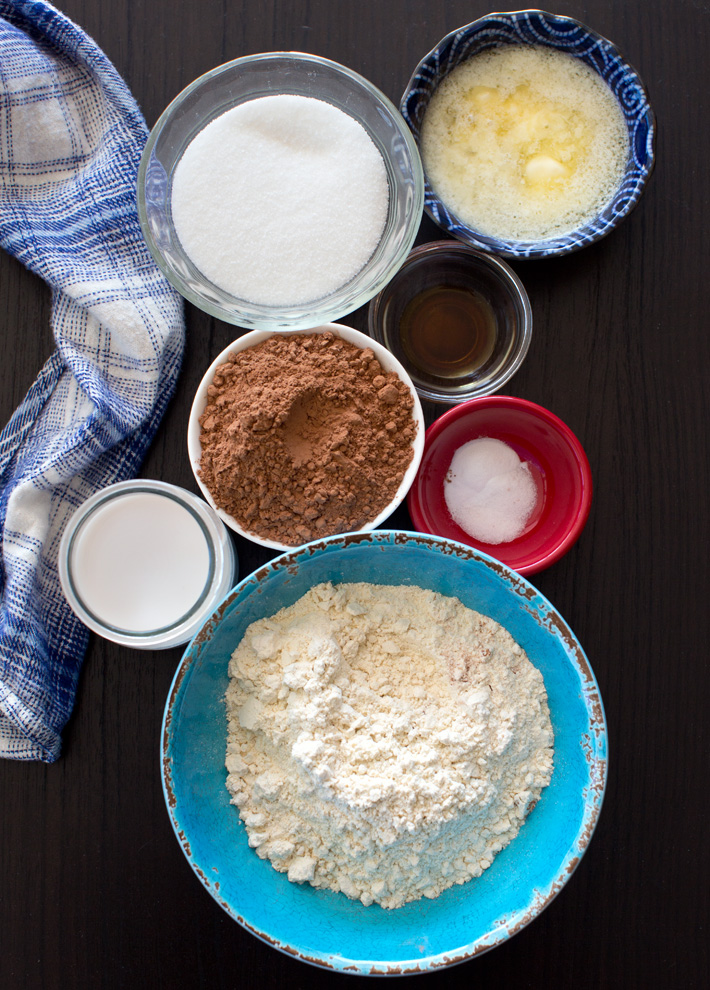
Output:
[407, 396, 592, 575]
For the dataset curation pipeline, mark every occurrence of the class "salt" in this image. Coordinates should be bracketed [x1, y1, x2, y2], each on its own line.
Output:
[444, 437, 537, 545]
[171, 94, 389, 306]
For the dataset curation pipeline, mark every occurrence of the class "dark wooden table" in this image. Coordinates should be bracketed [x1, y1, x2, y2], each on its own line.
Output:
[1, 1, 708, 988]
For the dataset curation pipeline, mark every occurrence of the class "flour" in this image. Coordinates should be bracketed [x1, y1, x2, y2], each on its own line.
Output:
[225, 582, 553, 909]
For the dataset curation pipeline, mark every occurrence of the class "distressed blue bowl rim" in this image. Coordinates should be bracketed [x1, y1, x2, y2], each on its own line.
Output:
[400, 9, 656, 259]
[161, 530, 608, 975]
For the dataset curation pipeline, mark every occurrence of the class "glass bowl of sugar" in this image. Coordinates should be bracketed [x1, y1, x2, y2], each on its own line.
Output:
[138, 53, 424, 330]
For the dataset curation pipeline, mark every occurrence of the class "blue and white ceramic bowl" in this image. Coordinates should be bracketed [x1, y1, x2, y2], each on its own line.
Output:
[401, 10, 655, 259]
[161, 531, 607, 974]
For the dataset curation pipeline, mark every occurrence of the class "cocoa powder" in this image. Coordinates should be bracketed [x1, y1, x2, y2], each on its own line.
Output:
[198, 331, 417, 546]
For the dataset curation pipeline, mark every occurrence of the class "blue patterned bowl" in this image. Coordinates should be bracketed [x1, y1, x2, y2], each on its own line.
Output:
[401, 10, 655, 259]
[161, 530, 607, 974]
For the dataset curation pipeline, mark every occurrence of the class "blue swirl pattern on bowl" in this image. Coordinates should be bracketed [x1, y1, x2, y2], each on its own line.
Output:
[401, 10, 656, 259]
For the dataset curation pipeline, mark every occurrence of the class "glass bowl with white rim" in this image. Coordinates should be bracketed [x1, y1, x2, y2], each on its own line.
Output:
[58, 480, 237, 649]
[400, 10, 655, 259]
[137, 52, 424, 330]
[187, 323, 426, 551]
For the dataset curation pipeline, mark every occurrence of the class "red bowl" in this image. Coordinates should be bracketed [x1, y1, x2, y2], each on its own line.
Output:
[407, 396, 592, 575]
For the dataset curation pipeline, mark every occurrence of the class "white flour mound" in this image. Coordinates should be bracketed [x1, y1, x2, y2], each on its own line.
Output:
[224, 582, 554, 909]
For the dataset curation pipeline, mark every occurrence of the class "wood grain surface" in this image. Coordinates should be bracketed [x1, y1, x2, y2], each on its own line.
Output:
[1, 1, 708, 988]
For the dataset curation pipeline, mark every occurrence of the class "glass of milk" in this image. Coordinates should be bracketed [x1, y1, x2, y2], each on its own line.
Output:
[58, 480, 237, 649]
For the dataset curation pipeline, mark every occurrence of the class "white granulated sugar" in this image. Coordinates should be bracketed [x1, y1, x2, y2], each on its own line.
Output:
[225, 582, 554, 909]
[171, 95, 389, 305]
[445, 437, 538, 545]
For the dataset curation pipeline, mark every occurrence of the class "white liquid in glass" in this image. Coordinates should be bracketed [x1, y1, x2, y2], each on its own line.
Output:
[70, 492, 211, 632]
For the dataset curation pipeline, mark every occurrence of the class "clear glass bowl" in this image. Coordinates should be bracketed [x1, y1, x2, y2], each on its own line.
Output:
[368, 241, 532, 403]
[58, 481, 237, 649]
[137, 52, 424, 330]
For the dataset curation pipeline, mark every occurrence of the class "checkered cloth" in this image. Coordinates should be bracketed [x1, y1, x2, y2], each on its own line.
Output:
[0, 0, 185, 761]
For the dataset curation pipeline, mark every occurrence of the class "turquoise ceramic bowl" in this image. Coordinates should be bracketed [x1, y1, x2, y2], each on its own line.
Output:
[161, 531, 607, 974]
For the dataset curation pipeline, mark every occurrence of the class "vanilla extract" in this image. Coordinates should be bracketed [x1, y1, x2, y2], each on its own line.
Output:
[398, 284, 497, 381]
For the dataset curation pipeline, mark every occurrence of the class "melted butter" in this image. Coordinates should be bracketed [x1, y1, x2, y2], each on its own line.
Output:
[421, 46, 628, 241]
[455, 82, 590, 191]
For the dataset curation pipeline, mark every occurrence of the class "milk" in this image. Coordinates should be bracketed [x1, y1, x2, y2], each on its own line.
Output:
[69, 491, 211, 632]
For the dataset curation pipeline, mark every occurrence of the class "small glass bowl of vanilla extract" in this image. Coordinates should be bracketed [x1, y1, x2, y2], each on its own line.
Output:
[368, 241, 532, 403]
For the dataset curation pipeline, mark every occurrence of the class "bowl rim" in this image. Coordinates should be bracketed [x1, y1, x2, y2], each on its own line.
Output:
[367, 239, 533, 403]
[161, 529, 608, 974]
[57, 480, 237, 649]
[407, 395, 593, 574]
[187, 323, 426, 549]
[137, 51, 425, 329]
[399, 9, 656, 259]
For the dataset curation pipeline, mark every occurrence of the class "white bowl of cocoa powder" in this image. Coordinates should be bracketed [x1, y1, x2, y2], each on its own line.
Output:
[188, 323, 425, 550]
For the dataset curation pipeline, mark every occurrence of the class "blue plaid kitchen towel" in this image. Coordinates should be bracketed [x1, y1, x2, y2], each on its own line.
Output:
[0, 0, 185, 761]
